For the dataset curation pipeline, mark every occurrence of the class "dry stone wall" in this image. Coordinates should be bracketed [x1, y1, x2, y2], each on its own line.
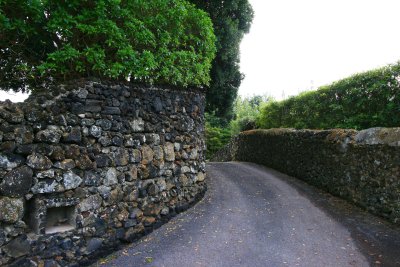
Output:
[213, 128, 400, 225]
[0, 80, 207, 266]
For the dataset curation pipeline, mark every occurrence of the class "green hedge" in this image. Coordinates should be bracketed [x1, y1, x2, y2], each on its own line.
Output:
[0, 0, 216, 91]
[205, 124, 231, 159]
[205, 112, 232, 159]
[258, 63, 400, 130]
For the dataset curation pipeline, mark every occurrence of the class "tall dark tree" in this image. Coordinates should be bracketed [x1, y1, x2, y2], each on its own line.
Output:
[189, 0, 254, 123]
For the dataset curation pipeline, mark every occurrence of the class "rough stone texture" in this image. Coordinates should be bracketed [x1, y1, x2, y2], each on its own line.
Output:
[0, 166, 33, 197]
[164, 142, 175, 162]
[0, 80, 206, 266]
[26, 153, 53, 170]
[36, 127, 62, 143]
[0, 154, 25, 170]
[0, 197, 24, 223]
[63, 171, 82, 190]
[2, 235, 31, 258]
[213, 128, 400, 225]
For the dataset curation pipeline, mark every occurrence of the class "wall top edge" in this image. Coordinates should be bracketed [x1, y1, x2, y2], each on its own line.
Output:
[240, 127, 400, 147]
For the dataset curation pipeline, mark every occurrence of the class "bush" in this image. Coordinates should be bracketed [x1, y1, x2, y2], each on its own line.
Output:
[205, 112, 231, 159]
[258, 63, 400, 130]
[230, 95, 271, 134]
[0, 0, 216, 92]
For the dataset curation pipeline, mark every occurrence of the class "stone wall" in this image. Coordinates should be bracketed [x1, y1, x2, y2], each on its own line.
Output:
[0, 79, 207, 266]
[213, 128, 400, 225]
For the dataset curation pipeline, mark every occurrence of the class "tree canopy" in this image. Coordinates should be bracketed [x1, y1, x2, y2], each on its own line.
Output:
[0, 0, 216, 92]
[189, 0, 254, 122]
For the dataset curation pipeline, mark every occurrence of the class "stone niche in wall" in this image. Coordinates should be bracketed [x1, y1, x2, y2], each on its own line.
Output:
[0, 79, 207, 266]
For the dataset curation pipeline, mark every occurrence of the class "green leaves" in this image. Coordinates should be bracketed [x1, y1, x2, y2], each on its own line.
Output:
[230, 95, 271, 134]
[205, 112, 232, 159]
[0, 0, 216, 92]
[258, 63, 400, 130]
[189, 0, 254, 121]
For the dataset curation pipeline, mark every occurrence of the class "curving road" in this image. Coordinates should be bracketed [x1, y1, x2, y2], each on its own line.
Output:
[95, 162, 400, 267]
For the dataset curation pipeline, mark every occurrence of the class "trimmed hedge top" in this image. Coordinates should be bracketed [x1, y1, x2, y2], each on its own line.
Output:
[258, 62, 400, 130]
[0, 0, 216, 91]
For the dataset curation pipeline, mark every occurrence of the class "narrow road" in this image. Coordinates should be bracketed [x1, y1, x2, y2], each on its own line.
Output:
[96, 162, 400, 267]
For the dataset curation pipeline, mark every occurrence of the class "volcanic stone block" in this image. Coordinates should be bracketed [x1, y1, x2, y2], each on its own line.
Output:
[26, 153, 53, 170]
[0, 153, 25, 169]
[63, 171, 83, 190]
[63, 126, 82, 143]
[0, 197, 24, 223]
[0, 166, 33, 197]
[141, 145, 154, 164]
[2, 235, 31, 258]
[164, 142, 175, 162]
[36, 127, 62, 143]
[129, 118, 144, 132]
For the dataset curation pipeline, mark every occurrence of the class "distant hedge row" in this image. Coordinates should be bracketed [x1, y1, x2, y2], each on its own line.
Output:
[0, 0, 216, 91]
[258, 63, 400, 130]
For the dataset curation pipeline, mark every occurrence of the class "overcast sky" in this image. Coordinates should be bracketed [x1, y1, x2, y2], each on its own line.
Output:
[2, 0, 400, 102]
[239, 0, 400, 99]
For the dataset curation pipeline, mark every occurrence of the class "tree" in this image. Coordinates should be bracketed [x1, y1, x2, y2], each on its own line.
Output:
[188, 0, 254, 123]
[0, 0, 216, 92]
[230, 95, 272, 134]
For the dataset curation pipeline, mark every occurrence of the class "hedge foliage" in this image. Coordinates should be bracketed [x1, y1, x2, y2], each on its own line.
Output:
[258, 63, 400, 130]
[205, 112, 231, 159]
[230, 95, 271, 134]
[0, 0, 216, 91]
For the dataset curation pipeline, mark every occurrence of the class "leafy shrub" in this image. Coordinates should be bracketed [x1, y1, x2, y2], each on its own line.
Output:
[258, 63, 400, 130]
[230, 95, 271, 134]
[205, 112, 231, 159]
[0, 0, 216, 92]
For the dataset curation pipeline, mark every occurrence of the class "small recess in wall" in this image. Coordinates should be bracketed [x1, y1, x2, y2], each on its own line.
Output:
[45, 206, 76, 234]
[26, 197, 79, 235]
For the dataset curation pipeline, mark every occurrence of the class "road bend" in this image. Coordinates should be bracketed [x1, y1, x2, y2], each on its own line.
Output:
[95, 162, 400, 267]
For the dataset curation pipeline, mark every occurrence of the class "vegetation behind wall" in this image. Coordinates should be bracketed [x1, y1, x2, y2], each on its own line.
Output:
[258, 63, 400, 130]
[205, 95, 270, 159]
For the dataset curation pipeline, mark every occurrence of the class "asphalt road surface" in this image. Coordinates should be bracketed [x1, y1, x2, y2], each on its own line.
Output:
[95, 162, 400, 267]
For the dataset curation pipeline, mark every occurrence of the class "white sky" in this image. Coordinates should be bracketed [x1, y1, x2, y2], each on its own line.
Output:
[0, 90, 29, 102]
[239, 0, 400, 100]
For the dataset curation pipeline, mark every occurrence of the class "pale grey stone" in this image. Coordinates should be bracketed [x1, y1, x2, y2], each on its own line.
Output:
[90, 125, 102, 138]
[104, 168, 118, 186]
[180, 166, 190, 174]
[36, 169, 55, 179]
[80, 194, 103, 212]
[164, 142, 175, 162]
[63, 171, 83, 190]
[129, 118, 144, 132]
[31, 179, 59, 194]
